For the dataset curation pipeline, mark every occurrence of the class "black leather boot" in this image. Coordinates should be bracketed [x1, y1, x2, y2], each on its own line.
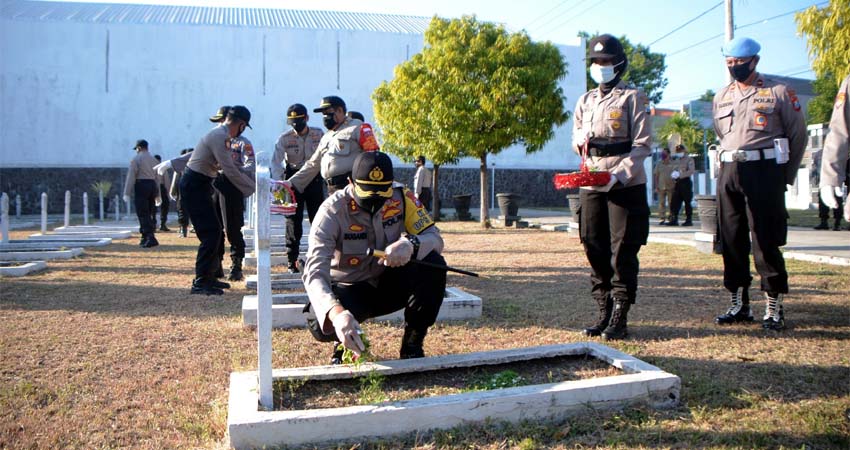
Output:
[583, 295, 612, 337]
[399, 327, 427, 359]
[228, 258, 244, 281]
[762, 292, 785, 331]
[833, 218, 842, 231]
[814, 218, 829, 230]
[715, 287, 754, 325]
[601, 299, 631, 341]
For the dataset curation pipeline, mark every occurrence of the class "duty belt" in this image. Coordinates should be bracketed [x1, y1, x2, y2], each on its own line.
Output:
[588, 141, 632, 157]
[326, 172, 352, 188]
[720, 148, 775, 162]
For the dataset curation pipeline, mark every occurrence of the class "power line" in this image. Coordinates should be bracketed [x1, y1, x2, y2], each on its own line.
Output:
[647, 1, 723, 47]
[523, 1, 573, 30]
[530, 0, 587, 35]
[536, 0, 604, 39]
[666, 1, 828, 58]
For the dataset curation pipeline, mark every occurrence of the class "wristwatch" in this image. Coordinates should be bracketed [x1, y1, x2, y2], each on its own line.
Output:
[405, 234, 420, 259]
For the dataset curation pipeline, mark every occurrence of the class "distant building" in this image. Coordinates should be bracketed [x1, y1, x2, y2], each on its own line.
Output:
[0, 0, 585, 211]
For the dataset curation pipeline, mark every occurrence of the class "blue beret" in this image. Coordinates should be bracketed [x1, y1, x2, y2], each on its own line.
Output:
[722, 37, 761, 58]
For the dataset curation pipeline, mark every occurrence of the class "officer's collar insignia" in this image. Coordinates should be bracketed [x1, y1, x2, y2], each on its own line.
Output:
[349, 199, 358, 211]
[594, 42, 603, 51]
[756, 78, 764, 87]
[369, 167, 384, 181]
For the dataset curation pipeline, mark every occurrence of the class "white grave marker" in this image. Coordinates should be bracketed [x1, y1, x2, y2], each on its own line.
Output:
[254, 152, 273, 409]
[83, 192, 89, 225]
[41, 193, 47, 233]
[1, 193, 9, 244]
[64, 190, 71, 227]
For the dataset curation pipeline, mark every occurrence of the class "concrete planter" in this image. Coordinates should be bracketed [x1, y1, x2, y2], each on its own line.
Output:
[227, 342, 680, 449]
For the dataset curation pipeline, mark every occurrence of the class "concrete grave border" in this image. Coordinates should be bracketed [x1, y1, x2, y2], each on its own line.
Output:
[1, 238, 112, 248]
[0, 247, 83, 261]
[241, 286, 482, 329]
[0, 260, 47, 277]
[227, 342, 680, 449]
[244, 272, 304, 290]
[29, 230, 131, 240]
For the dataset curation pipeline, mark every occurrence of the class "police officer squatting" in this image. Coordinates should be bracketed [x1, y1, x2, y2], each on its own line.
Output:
[711, 37, 806, 331]
[301, 151, 446, 363]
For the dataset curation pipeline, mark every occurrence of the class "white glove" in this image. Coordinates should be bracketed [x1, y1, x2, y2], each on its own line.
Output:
[381, 238, 414, 267]
[154, 160, 172, 176]
[123, 195, 130, 203]
[671, 170, 680, 180]
[821, 185, 839, 210]
[331, 310, 365, 355]
[168, 193, 177, 202]
[155, 197, 162, 207]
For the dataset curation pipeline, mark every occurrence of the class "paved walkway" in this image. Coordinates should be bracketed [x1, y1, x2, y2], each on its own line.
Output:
[445, 207, 850, 267]
[6, 211, 849, 266]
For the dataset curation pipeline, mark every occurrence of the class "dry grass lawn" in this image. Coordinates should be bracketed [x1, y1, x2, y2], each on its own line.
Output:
[1, 221, 848, 449]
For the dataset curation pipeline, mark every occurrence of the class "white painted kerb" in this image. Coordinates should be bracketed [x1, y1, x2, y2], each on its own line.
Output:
[227, 342, 680, 448]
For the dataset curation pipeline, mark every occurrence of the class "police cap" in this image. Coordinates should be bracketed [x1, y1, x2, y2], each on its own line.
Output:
[722, 37, 761, 58]
[313, 95, 346, 113]
[209, 105, 230, 123]
[227, 105, 252, 129]
[133, 139, 148, 150]
[588, 34, 625, 61]
[351, 151, 394, 196]
[286, 103, 307, 124]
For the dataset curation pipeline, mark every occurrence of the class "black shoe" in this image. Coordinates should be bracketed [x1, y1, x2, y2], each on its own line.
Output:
[833, 220, 842, 231]
[658, 219, 667, 226]
[139, 238, 148, 247]
[211, 280, 230, 289]
[762, 293, 785, 331]
[814, 220, 829, 230]
[287, 262, 300, 274]
[143, 238, 159, 248]
[330, 343, 344, 365]
[601, 299, 630, 341]
[179, 226, 188, 237]
[400, 327, 426, 359]
[681, 219, 693, 227]
[214, 266, 225, 279]
[160, 225, 171, 232]
[583, 295, 612, 337]
[716, 287, 753, 325]
[228, 267, 244, 281]
[665, 219, 679, 226]
[190, 285, 224, 295]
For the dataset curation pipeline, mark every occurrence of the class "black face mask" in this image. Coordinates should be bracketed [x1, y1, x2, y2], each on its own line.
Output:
[291, 119, 307, 133]
[322, 113, 338, 130]
[728, 60, 754, 82]
[355, 195, 386, 215]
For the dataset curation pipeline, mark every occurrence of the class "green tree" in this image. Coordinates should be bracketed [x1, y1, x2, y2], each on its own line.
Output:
[578, 31, 668, 104]
[656, 112, 715, 168]
[698, 90, 716, 102]
[807, 73, 839, 125]
[796, 1, 850, 81]
[373, 15, 569, 226]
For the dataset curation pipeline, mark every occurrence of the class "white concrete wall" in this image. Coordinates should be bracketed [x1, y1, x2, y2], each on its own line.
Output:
[0, 18, 584, 171]
[0, 19, 423, 167]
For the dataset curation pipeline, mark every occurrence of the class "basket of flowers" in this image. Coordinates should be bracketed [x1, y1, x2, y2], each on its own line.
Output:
[553, 140, 612, 189]
[270, 180, 297, 216]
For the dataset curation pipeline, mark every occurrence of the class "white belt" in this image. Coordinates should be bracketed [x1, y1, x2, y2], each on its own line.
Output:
[720, 148, 775, 162]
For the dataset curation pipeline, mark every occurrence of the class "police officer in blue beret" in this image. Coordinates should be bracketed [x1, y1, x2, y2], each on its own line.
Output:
[711, 37, 807, 330]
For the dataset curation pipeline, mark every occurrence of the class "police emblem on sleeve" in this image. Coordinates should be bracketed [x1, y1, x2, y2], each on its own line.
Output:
[403, 189, 434, 234]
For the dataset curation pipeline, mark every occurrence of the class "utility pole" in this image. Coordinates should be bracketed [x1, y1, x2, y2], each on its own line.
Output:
[725, 0, 734, 83]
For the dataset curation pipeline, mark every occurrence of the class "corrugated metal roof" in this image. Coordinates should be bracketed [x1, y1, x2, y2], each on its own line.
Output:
[0, 0, 431, 33]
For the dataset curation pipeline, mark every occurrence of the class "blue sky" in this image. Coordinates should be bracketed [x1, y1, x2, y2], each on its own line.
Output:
[45, 0, 821, 109]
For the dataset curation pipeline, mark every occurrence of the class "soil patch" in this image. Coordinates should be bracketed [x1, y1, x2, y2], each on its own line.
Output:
[274, 354, 619, 410]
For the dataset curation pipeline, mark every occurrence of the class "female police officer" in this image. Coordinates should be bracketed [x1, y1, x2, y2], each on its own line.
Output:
[571, 34, 652, 340]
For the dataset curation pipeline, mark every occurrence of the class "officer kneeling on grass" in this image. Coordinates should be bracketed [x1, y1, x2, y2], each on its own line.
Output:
[302, 151, 447, 364]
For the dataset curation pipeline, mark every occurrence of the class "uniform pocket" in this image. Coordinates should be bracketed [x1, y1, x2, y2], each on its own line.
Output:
[748, 106, 776, 133]
[341, 238, 369, 266]
[714, 108, 734, 134]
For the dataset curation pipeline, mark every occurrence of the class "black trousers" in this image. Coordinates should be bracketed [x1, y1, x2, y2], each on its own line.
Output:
[669, 178, 693, 221]
[285, 167, 325, 264]
[418, 188, 433, 212]
[180, 169, 222, 283]
[213, 175, 246, 262]
[578, 184, 649, 303]
[134, 179, 157, 241]
[175, 190, 188, 228]
[717, 160, 788, 294]
[306, 251, 448, 342]
[158, 184, 170, 226]
[818, 196, 844, 220]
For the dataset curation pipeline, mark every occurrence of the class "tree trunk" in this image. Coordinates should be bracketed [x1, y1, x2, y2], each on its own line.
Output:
[479, 154, 489, 227]
[432, 164, 441, 221]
